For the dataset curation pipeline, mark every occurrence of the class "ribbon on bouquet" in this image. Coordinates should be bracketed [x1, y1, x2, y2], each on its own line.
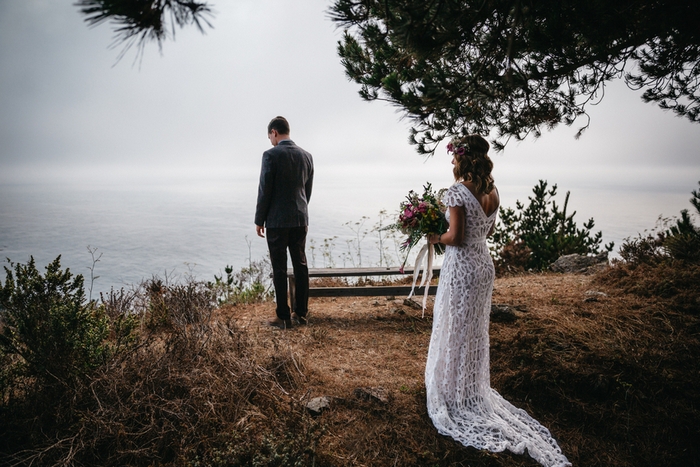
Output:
[407, 240, 435, 318]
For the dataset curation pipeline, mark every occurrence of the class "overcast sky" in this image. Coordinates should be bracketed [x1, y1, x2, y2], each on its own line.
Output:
[1, 1, 699, 213]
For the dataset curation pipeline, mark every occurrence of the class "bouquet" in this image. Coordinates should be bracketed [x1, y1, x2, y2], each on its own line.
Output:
[394, 182, 448, 264]
[388, 183, 448, 314]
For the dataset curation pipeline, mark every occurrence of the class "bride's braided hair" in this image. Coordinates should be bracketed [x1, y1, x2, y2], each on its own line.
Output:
[449, 135, 494, 194]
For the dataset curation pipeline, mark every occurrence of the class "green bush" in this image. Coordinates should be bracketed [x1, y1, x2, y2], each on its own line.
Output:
[0, 256, 110, 396]
[141, 277, 217, 333]
[618, 181, 700, 266]
[490, 180, 613, 272]
[0, 257, 325, 466]
[596, 181, 700, 314]
[208, 259, 273, 305]
[618, 232, 666, 265]
[662, 183, 700, 263]
[98, 286, 140, 352]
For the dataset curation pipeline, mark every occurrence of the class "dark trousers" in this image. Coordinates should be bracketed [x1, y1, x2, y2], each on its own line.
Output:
[266, 226, 309, 320]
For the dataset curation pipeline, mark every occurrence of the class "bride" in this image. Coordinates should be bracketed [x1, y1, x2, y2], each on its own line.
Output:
[426, 135, 571, 467]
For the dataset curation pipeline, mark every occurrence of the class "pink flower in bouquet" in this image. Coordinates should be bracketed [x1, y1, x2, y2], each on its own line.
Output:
[388, 182, 449, 269]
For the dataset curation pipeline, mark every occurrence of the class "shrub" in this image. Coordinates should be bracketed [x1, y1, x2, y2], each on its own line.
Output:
[208, 258, 273, 305]
[596, 181, 700, 313]
[98, 286, 139, 352]
[1, 273, 321, 466]
[618, 231, 666, 265]
[140, 277, 216, 332]
[0, 256, 110, 397]
[662, 183, 700, 263]
[490, 180, 613, 272]
[616, 182, 700, 267]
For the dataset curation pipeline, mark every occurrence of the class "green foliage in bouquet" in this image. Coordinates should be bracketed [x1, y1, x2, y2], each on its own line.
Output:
[0, 256, 111, 397]
[387, 183, 448, 265]
[490, 180, 613, 272]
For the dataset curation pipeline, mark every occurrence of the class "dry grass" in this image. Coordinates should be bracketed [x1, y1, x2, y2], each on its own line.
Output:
[2, 271, 698, 466]
[224, 271, 700, 467]
[0, 293, 320, 467]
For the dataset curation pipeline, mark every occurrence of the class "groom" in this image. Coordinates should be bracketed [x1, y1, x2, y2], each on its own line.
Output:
[255, 116, 314, 329]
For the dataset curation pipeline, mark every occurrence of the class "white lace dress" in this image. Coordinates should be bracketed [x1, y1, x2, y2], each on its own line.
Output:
[425, 183, 571, 467]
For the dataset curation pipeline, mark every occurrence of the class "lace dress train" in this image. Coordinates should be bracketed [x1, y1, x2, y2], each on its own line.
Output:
[425, 183, 570, 467]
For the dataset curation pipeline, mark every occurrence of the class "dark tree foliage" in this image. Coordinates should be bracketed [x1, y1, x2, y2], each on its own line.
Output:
[75, 0, 214, 60]
[330, 0, 700, 153]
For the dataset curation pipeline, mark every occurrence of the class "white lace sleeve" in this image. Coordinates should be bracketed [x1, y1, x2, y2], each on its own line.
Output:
[443, 184, 464, 208]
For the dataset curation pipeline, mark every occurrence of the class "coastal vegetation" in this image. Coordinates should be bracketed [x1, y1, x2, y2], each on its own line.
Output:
[0, 263, 317, 466]
[490, 180, 614, 273]
[208, 260, 274, 306]
[596, 181, 700, 314]
[0, 182, 698, 465]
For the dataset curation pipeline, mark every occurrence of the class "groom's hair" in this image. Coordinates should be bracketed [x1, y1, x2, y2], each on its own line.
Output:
[268, 116, 290, 135]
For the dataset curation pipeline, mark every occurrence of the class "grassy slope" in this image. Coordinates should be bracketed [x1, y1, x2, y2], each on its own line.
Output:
[225, 272, 700, 467]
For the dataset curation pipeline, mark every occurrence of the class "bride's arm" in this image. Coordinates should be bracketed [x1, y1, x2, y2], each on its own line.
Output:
[429, 206, 464, 246]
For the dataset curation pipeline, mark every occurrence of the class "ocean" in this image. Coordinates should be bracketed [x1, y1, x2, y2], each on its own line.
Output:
[1, 168, 696, 298]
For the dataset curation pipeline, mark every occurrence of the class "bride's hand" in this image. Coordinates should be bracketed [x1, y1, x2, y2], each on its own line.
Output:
[428, 233, 440, 244]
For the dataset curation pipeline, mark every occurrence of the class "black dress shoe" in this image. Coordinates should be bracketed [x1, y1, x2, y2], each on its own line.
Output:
[268, 317, 293, 329]
[291, 312, 307, 325]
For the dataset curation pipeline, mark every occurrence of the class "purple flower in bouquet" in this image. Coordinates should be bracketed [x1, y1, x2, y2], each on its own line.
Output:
[386, 183, 448, 269]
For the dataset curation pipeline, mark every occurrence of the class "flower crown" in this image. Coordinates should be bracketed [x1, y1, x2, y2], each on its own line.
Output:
[446, 137, 470, 156]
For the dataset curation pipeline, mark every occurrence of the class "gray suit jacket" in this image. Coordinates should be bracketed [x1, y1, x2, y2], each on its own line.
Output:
[254, 140, 314, 228]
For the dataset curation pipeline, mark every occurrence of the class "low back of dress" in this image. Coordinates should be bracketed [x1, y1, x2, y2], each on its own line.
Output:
[425, 183, 570, 467]
[451, 183, 497, 245]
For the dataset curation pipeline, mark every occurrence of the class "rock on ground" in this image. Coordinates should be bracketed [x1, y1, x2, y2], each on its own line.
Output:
[550, 252, 608, 273]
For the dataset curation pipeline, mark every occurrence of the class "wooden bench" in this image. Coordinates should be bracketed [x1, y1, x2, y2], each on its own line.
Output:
[287, 267, 441, 307]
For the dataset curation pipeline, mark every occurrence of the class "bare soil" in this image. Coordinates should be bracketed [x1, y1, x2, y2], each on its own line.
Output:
[219, 272, 700, 467]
